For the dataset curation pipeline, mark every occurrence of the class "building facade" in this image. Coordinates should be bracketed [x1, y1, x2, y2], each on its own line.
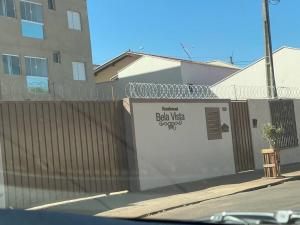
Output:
[211, 47, 300, 99]
[0, 0, 94, 100]
[94, 52, 240, 100]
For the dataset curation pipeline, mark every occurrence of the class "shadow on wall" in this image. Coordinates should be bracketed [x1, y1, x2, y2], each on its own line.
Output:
[95, 66, 221, 101]
[96, 66, 182, 100]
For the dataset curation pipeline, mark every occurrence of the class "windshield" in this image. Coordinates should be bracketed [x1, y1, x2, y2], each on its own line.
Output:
[0, 0, 300, 224]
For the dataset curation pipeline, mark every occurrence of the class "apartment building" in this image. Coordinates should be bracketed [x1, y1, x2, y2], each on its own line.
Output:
[0, 0, 94, 100]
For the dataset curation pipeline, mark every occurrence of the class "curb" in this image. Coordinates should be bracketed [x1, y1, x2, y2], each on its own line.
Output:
[27, 191, 129, 211]
[137, 176, 299, 218]
[239, 175, 300, 194]
[234, 178, 286, 193]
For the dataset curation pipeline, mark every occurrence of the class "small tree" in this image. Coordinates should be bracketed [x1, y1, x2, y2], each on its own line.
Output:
[262, 123, 284, 149]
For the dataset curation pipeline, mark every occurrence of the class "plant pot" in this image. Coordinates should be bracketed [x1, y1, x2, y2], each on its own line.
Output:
[261, 148, 281, 178]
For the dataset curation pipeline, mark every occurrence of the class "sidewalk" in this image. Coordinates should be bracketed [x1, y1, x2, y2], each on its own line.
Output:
[43, 163, 300, 217]
[96, 164, 300, 218]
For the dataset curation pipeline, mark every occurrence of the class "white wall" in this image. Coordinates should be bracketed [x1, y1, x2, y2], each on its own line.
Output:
[248, 99, 300, 170]
[0, 145, 5, 208]
[248, 99, 272, 169]
[96, 66, 183, 101]
[96, 56, 183, 101]
[212, 47, 300, 99]
[131, 100, 236, 190]
[181, 62, 238, 86]
[118, 56, 181, 79]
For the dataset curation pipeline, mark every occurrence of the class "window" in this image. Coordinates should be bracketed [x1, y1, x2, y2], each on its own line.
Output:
[25, 57, 48, 93]
[0, 0, 15, 17]
[48, 0, 55, 10]
[53, 51, 61, 63]
[25, 57, 48, 77]
[269, 100, 298, 149]
[2, 54, 20, 75]
[205, 107, 222, 140]
[72, 62, 86, 80]
[67, 10, 81, 31]
[252, 119, 258, 128]
[20, 1, 44, 39]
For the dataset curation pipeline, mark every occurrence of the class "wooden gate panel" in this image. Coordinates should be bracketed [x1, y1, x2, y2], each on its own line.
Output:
[230, 101, 255, 173]
[94, 103, 106, 193]
[88, 102, 101, 193]
[0, 105, 9, 207]
[0, 101, 130, 208]
[103, 102, 114, 192]
[2, 103, 16, 207]
[60, 102, 73, 197]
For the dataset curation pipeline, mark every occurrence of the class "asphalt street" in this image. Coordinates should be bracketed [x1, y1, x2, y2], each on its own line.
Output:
[148, 180, 300, 221]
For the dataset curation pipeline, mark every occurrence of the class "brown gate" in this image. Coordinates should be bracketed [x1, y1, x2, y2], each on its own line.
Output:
[0, 101, 130, 208]
[230, 101, 255, 173]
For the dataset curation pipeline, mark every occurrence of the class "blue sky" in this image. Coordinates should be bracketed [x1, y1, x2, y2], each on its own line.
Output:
[88, 0, 300, 67]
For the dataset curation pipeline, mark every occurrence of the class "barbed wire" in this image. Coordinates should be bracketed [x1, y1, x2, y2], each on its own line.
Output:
[125, 82, 300, 100]
[3, 80, 300, 101]
[125, 83, 217, 99]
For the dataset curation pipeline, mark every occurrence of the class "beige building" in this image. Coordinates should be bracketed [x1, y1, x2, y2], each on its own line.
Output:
[94, 52, 240, 100]
[0, 0, 94, 100]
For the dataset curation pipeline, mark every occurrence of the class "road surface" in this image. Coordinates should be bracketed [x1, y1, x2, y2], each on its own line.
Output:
[148, 180, 300, 221]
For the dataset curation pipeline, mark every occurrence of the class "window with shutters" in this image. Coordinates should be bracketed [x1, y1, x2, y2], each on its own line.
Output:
[72, 62, 86, 80]
[48, 0, 55, 10]
[205, 107, 222, 140]
[67, 10, 81, 31]
[0, 0, 15, 17]
[20, 1, 44, 39]
[2, 54, 20, 75]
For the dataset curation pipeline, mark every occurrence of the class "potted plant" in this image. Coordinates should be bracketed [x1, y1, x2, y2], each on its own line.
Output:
[262, 123, 284, 149]
[261, 123, 284, 178]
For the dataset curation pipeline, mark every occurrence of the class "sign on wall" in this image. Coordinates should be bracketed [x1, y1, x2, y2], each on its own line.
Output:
[131, 100, 236, 191]
[26, 76, 49, 93]
[155, 106, 185, 131]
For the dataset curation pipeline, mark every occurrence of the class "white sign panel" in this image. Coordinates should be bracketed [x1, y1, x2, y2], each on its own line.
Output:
[131, 100, 236, 191]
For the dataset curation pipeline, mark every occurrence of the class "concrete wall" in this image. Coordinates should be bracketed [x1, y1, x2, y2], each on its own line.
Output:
[131, 100, 236, 190]
[0, 0, 94, 100]
[248, 99, 300, 170]
[248, 99, 272, 169]
[131, 99, 300, 191]
[181, 62, 238, 86]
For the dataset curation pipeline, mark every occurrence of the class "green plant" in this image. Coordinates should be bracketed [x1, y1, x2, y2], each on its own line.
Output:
[262, 123, 284, 149]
